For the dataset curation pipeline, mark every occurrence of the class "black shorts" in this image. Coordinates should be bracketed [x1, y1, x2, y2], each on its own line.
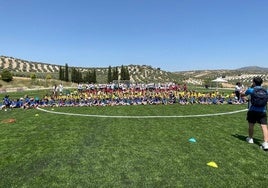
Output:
[247, 111, 267, 124]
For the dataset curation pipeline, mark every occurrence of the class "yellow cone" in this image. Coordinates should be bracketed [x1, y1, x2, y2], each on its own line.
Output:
[207, 161, 218, 168]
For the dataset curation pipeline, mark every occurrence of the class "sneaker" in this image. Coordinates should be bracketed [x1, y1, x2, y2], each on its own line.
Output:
[261, 142, 268, 150]
[246, 137, 254, 144]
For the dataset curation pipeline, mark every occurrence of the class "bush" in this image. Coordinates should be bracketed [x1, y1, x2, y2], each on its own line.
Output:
[1, 69, 13, 82]
[30, 73, 37, 80]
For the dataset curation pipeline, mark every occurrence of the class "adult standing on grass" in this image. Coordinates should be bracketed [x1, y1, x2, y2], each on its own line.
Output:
[243, 76, 268, 150]
[235, 82, 243, 101]
[59, 83, 63, 96]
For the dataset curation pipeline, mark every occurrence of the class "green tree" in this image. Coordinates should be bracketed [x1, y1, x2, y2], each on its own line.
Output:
[65, 63, 69, 82]
[71, 68, 76, 82]
[112, 67, 119, 81]
[59, 66, 65, 81]
[120, 65, 130, 81]
[71, 68, 78, 83]
[71, 68, 83, 83]
[125, 66, 130, 80]
[120, 65, 125, 80]
[107, 66, 112, 83]
[92, 69, 97, 83]
[84, 70, 91, 83]
[30, 73, 36, 80]
[46, 74, 52, 80]
[79, 70, 83, 83]
[1, 69, 13, 82]
[84, 69, 97, 83]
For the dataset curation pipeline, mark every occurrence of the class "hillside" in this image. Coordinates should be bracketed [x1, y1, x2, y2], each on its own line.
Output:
[236, 66, 268, 72]
[173, 69, 268, 86]
[0, 56, 268, 89]
[0, 56, 178, 84]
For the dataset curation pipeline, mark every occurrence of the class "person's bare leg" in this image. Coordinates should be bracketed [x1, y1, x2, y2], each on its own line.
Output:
[261, 124, 268, 142]
[246, 123, 255, 143]
[248, 123, 254, 138]
[261, 124, 268, 149]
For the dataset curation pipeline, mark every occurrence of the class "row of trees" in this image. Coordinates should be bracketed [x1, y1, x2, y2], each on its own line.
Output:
[107, 65, 130, 83]
[59, 64, 130, 84]
[1, 64, 130, 84]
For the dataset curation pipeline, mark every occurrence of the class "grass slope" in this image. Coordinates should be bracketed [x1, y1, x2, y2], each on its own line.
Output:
[0, 104, 267, 187]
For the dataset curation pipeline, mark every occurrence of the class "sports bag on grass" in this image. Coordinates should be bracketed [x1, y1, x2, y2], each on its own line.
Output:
[251, 87, 268, 107]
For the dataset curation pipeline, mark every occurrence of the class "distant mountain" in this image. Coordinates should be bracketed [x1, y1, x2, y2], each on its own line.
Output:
[236, 66, 268, 72]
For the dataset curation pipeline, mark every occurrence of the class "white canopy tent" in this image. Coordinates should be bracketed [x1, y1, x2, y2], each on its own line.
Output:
[212, 77, 228, 90]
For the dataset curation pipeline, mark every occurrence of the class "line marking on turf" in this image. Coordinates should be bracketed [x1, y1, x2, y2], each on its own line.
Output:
[36, 107, 248, 118]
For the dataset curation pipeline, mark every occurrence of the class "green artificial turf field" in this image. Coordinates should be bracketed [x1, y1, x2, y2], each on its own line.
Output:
[1, 103, 267, 187]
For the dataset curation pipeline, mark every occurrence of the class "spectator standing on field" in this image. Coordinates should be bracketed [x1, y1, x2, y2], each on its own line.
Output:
[59, 83, 63, 96]
[243, 76, 268, 150]
[52, 84, 59, 98]
[235, 82, 243, 101]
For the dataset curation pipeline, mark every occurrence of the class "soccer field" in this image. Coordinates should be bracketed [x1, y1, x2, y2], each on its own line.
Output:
[0, 104, 267, 187]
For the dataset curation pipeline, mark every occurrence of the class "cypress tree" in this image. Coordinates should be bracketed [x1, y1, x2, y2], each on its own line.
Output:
[76, 69, 81, 83]
[84, 70, 91, 83]
[71, 68, 76, 83]
[107, 66, 112, 83]
[112, 67, 118, 81]
[65, 63, 69, 82]
[120, 65, 125, 80]
[59, 66, 65, 81]
[92, 69, 97, 83]
[125, 66, 130, 80]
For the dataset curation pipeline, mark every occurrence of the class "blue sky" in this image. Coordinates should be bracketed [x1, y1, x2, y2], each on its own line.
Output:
[0, 0, 267, 72]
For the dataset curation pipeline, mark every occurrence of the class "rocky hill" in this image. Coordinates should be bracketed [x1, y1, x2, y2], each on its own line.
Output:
[0, 55, 268, 87]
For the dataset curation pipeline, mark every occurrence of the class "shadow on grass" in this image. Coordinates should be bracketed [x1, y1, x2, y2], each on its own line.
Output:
[231, 133, 262, 146]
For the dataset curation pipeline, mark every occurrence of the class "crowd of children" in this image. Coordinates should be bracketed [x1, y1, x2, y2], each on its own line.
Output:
[1, 82, 248, 110]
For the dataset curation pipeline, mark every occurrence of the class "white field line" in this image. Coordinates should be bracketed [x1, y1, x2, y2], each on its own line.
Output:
[36, 107, 248, 119]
